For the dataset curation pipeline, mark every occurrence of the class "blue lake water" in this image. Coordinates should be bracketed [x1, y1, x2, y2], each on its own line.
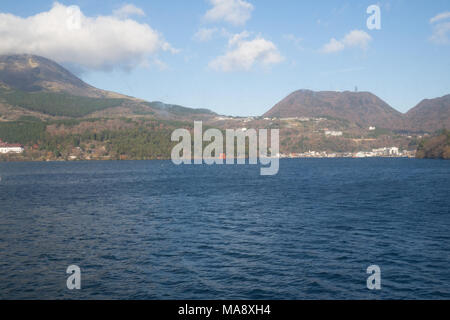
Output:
[0, 158, 449, 299]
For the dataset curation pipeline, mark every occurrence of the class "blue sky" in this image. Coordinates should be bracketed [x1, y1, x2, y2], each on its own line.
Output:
[0, 0, 449, 116]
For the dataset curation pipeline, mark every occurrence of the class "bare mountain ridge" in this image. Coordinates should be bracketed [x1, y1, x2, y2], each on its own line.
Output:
[264, 89, 449, 132]
[0, 54, 448, 131]
[405, 94, 450, 132]
[264, 89, 403, 129]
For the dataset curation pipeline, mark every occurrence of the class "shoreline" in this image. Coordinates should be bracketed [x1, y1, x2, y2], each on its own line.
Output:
[0, 156, 423, 163]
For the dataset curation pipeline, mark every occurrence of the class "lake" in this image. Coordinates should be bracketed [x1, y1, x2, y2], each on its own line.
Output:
[0, 158, 449, 299]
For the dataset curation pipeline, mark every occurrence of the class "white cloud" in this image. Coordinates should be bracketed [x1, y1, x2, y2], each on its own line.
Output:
[194, 28, 219, 42]
[228, 30, 251, 46]
[430, 11, 450, 24]
[0, 2, 177, 71]
[321, 30, 372, 53]
[322, 38, 345, 53]
[430, 12, 450, 44]
[113, 4, 145, 19]
[430, 22, 450, 44]
[209, 32, 283, 72]
[204, 0, 254, 26]
[342, 30, 372, 49]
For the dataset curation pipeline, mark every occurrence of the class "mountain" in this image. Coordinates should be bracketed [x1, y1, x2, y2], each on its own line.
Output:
[264, 89, 403, 129]
[416, 130, 450, 159]
[1, 54, 448, 133]
[0, 54, 125, 98]
[406, 95, 450, 132]
[0, 55, 217, 161]
[145, 101, 215, 116]
[0, 54, 214, 119]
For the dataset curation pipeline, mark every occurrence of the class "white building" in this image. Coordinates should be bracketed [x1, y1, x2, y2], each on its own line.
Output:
[372, 147, 400, 156]
[388, 147, 399, 156]
[354, 152, 367, 158]
[325, 130, 343, 137]
[0, 146, 24, 154]
[0, 141, 24, 154]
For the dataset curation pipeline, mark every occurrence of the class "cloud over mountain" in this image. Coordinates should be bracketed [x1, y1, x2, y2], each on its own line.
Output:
[113, 4, 146, 19]
[204, 0, 254, 26]
[209, 31, 283, 72]
[430, 11, 450, 24]
[430, 11, 450, 44]
[321, 30, 372, 53]
[0, 2, 177, 71]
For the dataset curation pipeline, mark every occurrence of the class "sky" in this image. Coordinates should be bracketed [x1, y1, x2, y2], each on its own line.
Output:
[0, 0, 449, 116]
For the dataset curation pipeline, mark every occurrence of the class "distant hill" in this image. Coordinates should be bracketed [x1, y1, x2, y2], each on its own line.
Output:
[416, 130, 450, 159]
[0, 54, 214, 119]
[145, 101, 215, 116]
[406, 95, 450, 132]
[264, 90, 404, 129]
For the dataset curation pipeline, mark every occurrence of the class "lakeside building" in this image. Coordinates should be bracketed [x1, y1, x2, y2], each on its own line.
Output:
[325, 130, 343, 137]
[372, 147, 399, 156]
[0, 140, 24, 154]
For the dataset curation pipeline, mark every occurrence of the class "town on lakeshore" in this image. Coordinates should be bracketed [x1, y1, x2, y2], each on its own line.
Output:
[279, 147, 416, 159]
[0, 137, 415, 160]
